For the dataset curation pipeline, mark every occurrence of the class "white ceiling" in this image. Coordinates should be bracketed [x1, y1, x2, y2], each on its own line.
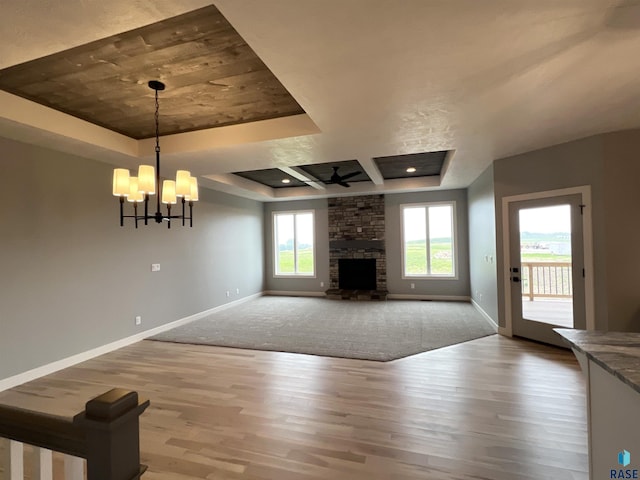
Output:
[1, 0, 640, 201]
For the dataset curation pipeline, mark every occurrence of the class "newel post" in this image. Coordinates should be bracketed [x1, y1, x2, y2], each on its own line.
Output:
[74, 389, 150, 480]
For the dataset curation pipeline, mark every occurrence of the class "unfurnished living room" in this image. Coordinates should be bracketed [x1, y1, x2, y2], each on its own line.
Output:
[1, 1, 640, 480]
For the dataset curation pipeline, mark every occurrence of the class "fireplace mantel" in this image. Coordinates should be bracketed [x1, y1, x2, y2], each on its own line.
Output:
[329, 240, 385, 251]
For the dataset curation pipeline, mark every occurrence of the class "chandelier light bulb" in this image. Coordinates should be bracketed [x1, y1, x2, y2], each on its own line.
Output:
[175, 170, 192, 197]
[162, 180, 177, 205]
[138, 165, 156, 194]
[112, 169, 130, 196]
[127, 177, 145, 203]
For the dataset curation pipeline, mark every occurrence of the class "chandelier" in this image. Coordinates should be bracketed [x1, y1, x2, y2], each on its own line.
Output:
[112, 80, 198, 228]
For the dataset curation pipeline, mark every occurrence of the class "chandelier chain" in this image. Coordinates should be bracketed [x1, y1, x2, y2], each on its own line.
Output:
[154, 88, 160, 154]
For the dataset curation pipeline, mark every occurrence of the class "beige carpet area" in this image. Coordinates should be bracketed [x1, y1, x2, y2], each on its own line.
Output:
[149, 296, 497, 361]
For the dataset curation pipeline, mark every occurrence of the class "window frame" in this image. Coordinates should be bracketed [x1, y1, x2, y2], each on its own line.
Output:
[400, 201, 458, 280]
[272, 209, 316, 278]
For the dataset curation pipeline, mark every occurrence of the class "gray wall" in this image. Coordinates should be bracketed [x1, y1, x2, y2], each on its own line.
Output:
[385, 189, 470, 297]
[467, 165, 499, 322]
[493, 134, 608, 329]
[0, 136, 264, 380]
[263, 199, 329, 292]
[601, 130, 640, 331]
[264, 191, 471, 297]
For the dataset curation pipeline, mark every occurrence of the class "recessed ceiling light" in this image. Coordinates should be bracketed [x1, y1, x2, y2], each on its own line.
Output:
[406, 167, 417, 173]
[281, 178, 291, 184]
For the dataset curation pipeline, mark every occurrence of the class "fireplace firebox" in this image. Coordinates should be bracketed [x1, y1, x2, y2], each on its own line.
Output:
[338, 259, 376, 290]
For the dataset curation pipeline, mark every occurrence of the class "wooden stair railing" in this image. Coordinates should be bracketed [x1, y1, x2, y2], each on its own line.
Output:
[0, 388, 149, 480]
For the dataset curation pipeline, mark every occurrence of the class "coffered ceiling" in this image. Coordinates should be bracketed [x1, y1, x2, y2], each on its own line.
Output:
[1, 1, 640, 202]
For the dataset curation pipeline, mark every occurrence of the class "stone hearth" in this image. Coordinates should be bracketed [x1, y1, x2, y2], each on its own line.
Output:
[325, 288, 388, 301]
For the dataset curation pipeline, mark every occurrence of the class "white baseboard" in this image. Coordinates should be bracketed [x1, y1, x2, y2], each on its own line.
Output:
[386, 294, 470, 302]
[471, 299, 499, 332]
[263, 290, 326, 297]
[498, 326, 512, 337]
[0, 293, 261, 393]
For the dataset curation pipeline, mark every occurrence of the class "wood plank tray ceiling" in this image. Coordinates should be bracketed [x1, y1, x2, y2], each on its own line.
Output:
[0, 5, 304, 139]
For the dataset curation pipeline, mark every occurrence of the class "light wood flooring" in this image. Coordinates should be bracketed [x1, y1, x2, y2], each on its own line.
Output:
[0, 335, 588, 479]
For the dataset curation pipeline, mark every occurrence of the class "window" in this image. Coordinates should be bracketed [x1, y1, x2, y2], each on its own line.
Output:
[273, 210, 315, 276]
[401, 202, 456, 277]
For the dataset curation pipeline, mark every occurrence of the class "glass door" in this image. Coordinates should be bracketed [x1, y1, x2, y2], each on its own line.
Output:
[509, 194, 585, 346]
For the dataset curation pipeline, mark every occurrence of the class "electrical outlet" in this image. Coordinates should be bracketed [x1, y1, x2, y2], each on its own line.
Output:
[151, 263, 161, 272]
[320, 281, 324, 287]
[236, 288, 240, 295]
[226, 291, 230, 298]
[410, 283, 415, 289]
[135, 316, 142, 326]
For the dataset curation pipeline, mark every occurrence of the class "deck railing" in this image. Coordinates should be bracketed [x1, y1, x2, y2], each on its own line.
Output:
[0, 388, 149, 480]
[521, 261, 572, 300]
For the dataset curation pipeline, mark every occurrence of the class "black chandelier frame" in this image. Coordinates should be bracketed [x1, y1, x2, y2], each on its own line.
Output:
[118, 80, 195, 229]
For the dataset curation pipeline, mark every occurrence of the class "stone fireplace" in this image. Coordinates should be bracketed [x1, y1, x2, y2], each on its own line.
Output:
[326, 194, 387, 300]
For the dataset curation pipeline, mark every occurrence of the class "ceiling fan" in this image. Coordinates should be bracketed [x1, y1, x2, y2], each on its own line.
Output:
[325, 166, 361, 188]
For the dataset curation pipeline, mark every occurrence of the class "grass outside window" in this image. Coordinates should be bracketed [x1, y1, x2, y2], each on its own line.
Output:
[402, 202, 456, 278]
[274, 211, 315, 276]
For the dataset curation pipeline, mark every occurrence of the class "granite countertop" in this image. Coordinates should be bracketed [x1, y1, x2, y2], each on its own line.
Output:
[555, 329, 640, 394]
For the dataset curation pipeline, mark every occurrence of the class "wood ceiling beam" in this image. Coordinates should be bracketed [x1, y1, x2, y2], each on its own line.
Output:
[279, 166, 326, 191]
[357, 158, 384, 185]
